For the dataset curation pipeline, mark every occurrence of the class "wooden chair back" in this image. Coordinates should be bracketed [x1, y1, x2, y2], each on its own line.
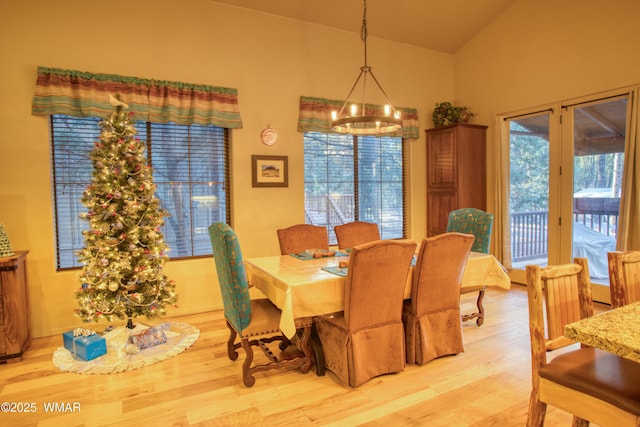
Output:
[534, 258, 594, 351]
[526, 258, 640, 425]
[276, 224, 329, 255]
[527, 258, 593, 354]
[334, 221, 381, 250]
[608, 250, 640, 308]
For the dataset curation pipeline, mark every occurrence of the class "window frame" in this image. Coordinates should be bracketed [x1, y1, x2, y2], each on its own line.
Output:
[303, 131, 407, 244]
[50, 114, 231, 270]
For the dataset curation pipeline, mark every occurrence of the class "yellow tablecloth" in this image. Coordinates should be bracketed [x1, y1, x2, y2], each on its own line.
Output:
[245, 252, 510, 338]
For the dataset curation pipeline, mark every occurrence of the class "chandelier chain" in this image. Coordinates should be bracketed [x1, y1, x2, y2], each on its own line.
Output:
[330, 0, 403, 135]
[362, 0, 368, 67]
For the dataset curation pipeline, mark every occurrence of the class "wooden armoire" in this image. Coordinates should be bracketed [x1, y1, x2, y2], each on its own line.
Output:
[426, 123, 487, 236]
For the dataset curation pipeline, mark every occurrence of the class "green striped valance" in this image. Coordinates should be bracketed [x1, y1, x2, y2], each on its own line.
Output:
[32, 67, 243, 128]
[297, 96, 419, 139]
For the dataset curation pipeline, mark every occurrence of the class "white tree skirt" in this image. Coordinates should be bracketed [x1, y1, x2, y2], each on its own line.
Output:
[53, 321, 199, 374]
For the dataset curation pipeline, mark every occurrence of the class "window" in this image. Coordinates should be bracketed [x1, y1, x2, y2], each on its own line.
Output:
[303, 131, 406, 243]
[51, 115, 229, 269]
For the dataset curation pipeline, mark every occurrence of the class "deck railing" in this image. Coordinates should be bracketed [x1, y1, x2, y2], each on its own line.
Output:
[511, 211, 549, 262]
[510, 206, 619, 262]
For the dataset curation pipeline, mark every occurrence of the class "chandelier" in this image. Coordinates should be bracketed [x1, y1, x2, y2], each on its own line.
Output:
[330, 0, 402, 135]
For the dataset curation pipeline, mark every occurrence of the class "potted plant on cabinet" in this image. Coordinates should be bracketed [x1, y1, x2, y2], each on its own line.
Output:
[432, 102, 474, 128]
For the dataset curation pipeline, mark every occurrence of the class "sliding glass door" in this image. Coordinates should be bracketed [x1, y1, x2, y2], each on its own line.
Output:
[509, 112, 552, 270]
[504, 92, 630, 302]
[564, 95, 628, 302]
[506, 109, 560, 286]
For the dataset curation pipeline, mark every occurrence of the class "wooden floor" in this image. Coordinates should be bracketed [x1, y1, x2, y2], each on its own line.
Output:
[0, 285, 609, 427]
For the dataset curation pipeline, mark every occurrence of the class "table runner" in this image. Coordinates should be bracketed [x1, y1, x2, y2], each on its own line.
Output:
[289, 251, 348, 260]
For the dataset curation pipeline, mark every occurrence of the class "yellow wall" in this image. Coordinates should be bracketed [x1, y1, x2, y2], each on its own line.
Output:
[0, 0, 453, 337]
[454, 0, 640, 217]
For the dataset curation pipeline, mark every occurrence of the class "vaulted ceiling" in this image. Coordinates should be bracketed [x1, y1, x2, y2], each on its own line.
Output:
[211, 0, 627, 153]
[210, 0, 517, 53]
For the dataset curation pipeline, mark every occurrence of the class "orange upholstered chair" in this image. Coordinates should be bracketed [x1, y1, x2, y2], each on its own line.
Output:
[315, 239, 417, 387]
[276, 224, 329, 255]
[334, 221, 381, 250]
[403, 232, 474, 365]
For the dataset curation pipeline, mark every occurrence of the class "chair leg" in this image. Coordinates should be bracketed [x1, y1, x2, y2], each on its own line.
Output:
[226, 320, 240, 361]
[278, 336, 292, 351]
[526, 389, 547, 427]
[571, 417, 589, 427]
[240, 337, 256, 387]
[297, 325, 313, 374]
[310, 324, 326, 376]
[226, 321, 315, 387]
[475, 288, 485, 326]
[461, 286, 486, 326]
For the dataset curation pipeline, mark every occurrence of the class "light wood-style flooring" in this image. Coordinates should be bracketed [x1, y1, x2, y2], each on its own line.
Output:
[0, 285, 608, 426]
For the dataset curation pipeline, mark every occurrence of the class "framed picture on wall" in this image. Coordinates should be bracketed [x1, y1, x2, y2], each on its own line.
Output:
[251, 155, 288, 188]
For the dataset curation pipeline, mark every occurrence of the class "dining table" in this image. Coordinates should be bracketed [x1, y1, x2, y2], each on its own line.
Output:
[245, 250, 511, 339]
[564, 301, 640, 363]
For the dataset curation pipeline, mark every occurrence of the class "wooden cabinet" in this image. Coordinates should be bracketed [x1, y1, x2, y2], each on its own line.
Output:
[0, 251, 30, 362]
[426, 124, 487, 236]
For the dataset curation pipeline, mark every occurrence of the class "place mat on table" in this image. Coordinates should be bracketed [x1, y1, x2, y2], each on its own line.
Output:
[321, 254, 416, 276]
[322, 266, 348, 277]
[289, 251, 348, 260]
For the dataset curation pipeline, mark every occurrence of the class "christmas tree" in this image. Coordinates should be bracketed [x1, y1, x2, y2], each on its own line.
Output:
[75, 96, 177, 326]
[0, 223, 14, 257]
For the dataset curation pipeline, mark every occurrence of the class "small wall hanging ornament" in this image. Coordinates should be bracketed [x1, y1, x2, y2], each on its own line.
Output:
[0, 223, 15, 257]
[260, 126, 278, 146]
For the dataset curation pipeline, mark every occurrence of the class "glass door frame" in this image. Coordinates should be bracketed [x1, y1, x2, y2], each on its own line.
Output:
[560, 91, 631, 303]
[500, 103, 561, 286]
[500, 88, 632, 301]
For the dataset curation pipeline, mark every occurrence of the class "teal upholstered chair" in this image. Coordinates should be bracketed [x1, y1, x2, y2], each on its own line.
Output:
[208, 222, 312, 386]
[446, 208, 493, 254]
[446, 208, 494, 326]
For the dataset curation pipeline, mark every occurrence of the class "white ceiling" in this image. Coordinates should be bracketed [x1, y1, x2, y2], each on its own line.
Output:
[210, 0, 517, 53]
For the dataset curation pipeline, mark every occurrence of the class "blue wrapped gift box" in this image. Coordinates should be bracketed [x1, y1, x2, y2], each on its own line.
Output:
[62, 330, 107, 361]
